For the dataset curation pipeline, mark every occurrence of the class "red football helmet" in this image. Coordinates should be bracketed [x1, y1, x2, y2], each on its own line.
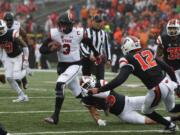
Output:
[166, 19, 180, 36]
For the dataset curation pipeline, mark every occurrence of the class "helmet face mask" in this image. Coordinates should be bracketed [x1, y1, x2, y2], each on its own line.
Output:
[166, 19, 180, 36]
[57, 12, 73, 34]
[81, 76, 96, 89]
[121, 36, 141, 55]
[3, 12, 14, 28]
[0, 20, 7, 36]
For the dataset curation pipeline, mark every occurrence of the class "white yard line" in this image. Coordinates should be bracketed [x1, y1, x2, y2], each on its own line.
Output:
[11, 130, 179, 135]
[0, 108, 174, 114]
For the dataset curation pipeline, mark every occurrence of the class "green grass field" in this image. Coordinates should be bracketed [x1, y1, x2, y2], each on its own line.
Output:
[0, 70, 179, 135]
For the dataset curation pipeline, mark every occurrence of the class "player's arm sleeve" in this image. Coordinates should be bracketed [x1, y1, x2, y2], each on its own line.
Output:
[155, 57, 177, 82]
[39, 38, 53, 54]
[98, 66, 133, 92]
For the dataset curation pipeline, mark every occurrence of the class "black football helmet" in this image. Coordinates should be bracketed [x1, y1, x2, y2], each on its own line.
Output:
[3, 12, 14, 28]
[57, 12, 73, 34]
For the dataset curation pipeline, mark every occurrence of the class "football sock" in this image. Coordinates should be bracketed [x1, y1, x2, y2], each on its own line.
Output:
[146, 111, 171, 126]
[0, 123, 7, 135]
[7, 78, 24, 96]
[53, 97, 64, 122]
[170, 104, 180, 113]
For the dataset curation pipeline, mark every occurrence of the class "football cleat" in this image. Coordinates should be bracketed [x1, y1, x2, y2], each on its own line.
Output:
[44, 116, 58, 125]
[163, 122, 177, 134]
[12, 95, 29, 103]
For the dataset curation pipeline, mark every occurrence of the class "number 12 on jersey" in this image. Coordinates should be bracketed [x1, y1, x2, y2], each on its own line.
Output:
[134, 50, 157, 71]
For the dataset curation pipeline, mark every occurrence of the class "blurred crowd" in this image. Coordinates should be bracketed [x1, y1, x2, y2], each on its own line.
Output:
[0, 0, 179, 70]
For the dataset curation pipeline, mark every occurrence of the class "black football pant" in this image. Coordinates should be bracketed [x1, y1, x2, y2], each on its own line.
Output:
[82, 57, 105, 82]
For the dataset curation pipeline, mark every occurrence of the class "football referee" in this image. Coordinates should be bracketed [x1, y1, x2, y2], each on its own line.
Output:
[80, 14, 111, 81]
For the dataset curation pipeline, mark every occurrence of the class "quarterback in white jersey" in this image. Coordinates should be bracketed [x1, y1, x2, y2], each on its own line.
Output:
[40, 11, 100, 125]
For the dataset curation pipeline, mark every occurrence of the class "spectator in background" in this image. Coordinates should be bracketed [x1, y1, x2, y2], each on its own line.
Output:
[80, 5, 88, 28]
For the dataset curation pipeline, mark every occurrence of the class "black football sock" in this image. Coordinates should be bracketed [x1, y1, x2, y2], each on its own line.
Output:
[22, 77, 28, 89]
[146, 111, 171, 126]
[52, 97, 64, 124]
[0, 123, 7, 135]
[169, 104, 180, 113]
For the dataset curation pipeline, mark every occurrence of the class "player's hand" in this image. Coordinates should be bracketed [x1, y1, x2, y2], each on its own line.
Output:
[88, 88, 99, 95]
[97, 119, 106, 126]
[48, 41, 61, 52]
[23, 60, 29, 69]
[95, 55, 102, 65]
[175, 85, 180, 97]
[89, 55, 96, 62]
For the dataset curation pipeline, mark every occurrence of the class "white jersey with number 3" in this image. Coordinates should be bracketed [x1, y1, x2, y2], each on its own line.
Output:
[50, 27, 84, 62]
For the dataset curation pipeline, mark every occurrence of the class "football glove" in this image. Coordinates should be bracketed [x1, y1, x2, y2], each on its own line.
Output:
[97, 119, 106, 126]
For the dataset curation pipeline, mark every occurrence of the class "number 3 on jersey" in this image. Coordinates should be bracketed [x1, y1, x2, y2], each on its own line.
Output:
[63, 44, 70, 55]
[134, 50, 157, 71]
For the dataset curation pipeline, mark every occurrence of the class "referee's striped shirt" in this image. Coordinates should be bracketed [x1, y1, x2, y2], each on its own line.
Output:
[80, 28, 111, 61]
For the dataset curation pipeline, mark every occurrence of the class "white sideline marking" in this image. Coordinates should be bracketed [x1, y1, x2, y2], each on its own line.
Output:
[12, 130, 178, 135]
[0, 107, 174, 114]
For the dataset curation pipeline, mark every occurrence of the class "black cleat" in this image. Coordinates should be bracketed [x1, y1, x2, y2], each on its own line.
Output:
[163, 122, 177, 134]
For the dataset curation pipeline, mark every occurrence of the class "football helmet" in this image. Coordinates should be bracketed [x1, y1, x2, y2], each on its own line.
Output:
[121, 36, 141, 55]
[0, 19, 7, 36]
[166, 19, 180, 36]
[57, 11, 73, 34]
[3, 12, 14, 28]
[81, 76, 96, 89]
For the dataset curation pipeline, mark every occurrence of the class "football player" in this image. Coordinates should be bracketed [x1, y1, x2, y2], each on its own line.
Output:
[0, 19, 29, 102]
[40, 11, 101, 125]
[81, 76, 180, 126]
[0, 123, 11, 135]
[88, 36, 180, 133]
[156, 19, 180, 85]
[3, 12, 31, 89]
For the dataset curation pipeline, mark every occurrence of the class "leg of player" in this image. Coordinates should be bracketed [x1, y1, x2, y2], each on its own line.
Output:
[21, 76, 28, 89]
[5, 56, 28, 102]
[142, 88, 176, 133]
[0, 74, 6, 84]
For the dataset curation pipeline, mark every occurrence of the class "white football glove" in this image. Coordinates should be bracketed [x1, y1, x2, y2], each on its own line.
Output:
[97, 119, 106, 126]
[23, 60, 29, 69]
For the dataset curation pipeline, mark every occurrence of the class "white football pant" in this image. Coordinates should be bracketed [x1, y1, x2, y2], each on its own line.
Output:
[57, 65, 82, 97]
[142, 76, 177, 114]
[118, 96, 146, 124]
[4, 53, 26, 80]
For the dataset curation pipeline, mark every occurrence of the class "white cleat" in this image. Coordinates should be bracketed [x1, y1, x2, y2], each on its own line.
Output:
[12, 95, 29, 103]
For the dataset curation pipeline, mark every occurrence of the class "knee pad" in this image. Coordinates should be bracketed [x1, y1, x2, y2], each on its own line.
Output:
[55, 82, 65, 98]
